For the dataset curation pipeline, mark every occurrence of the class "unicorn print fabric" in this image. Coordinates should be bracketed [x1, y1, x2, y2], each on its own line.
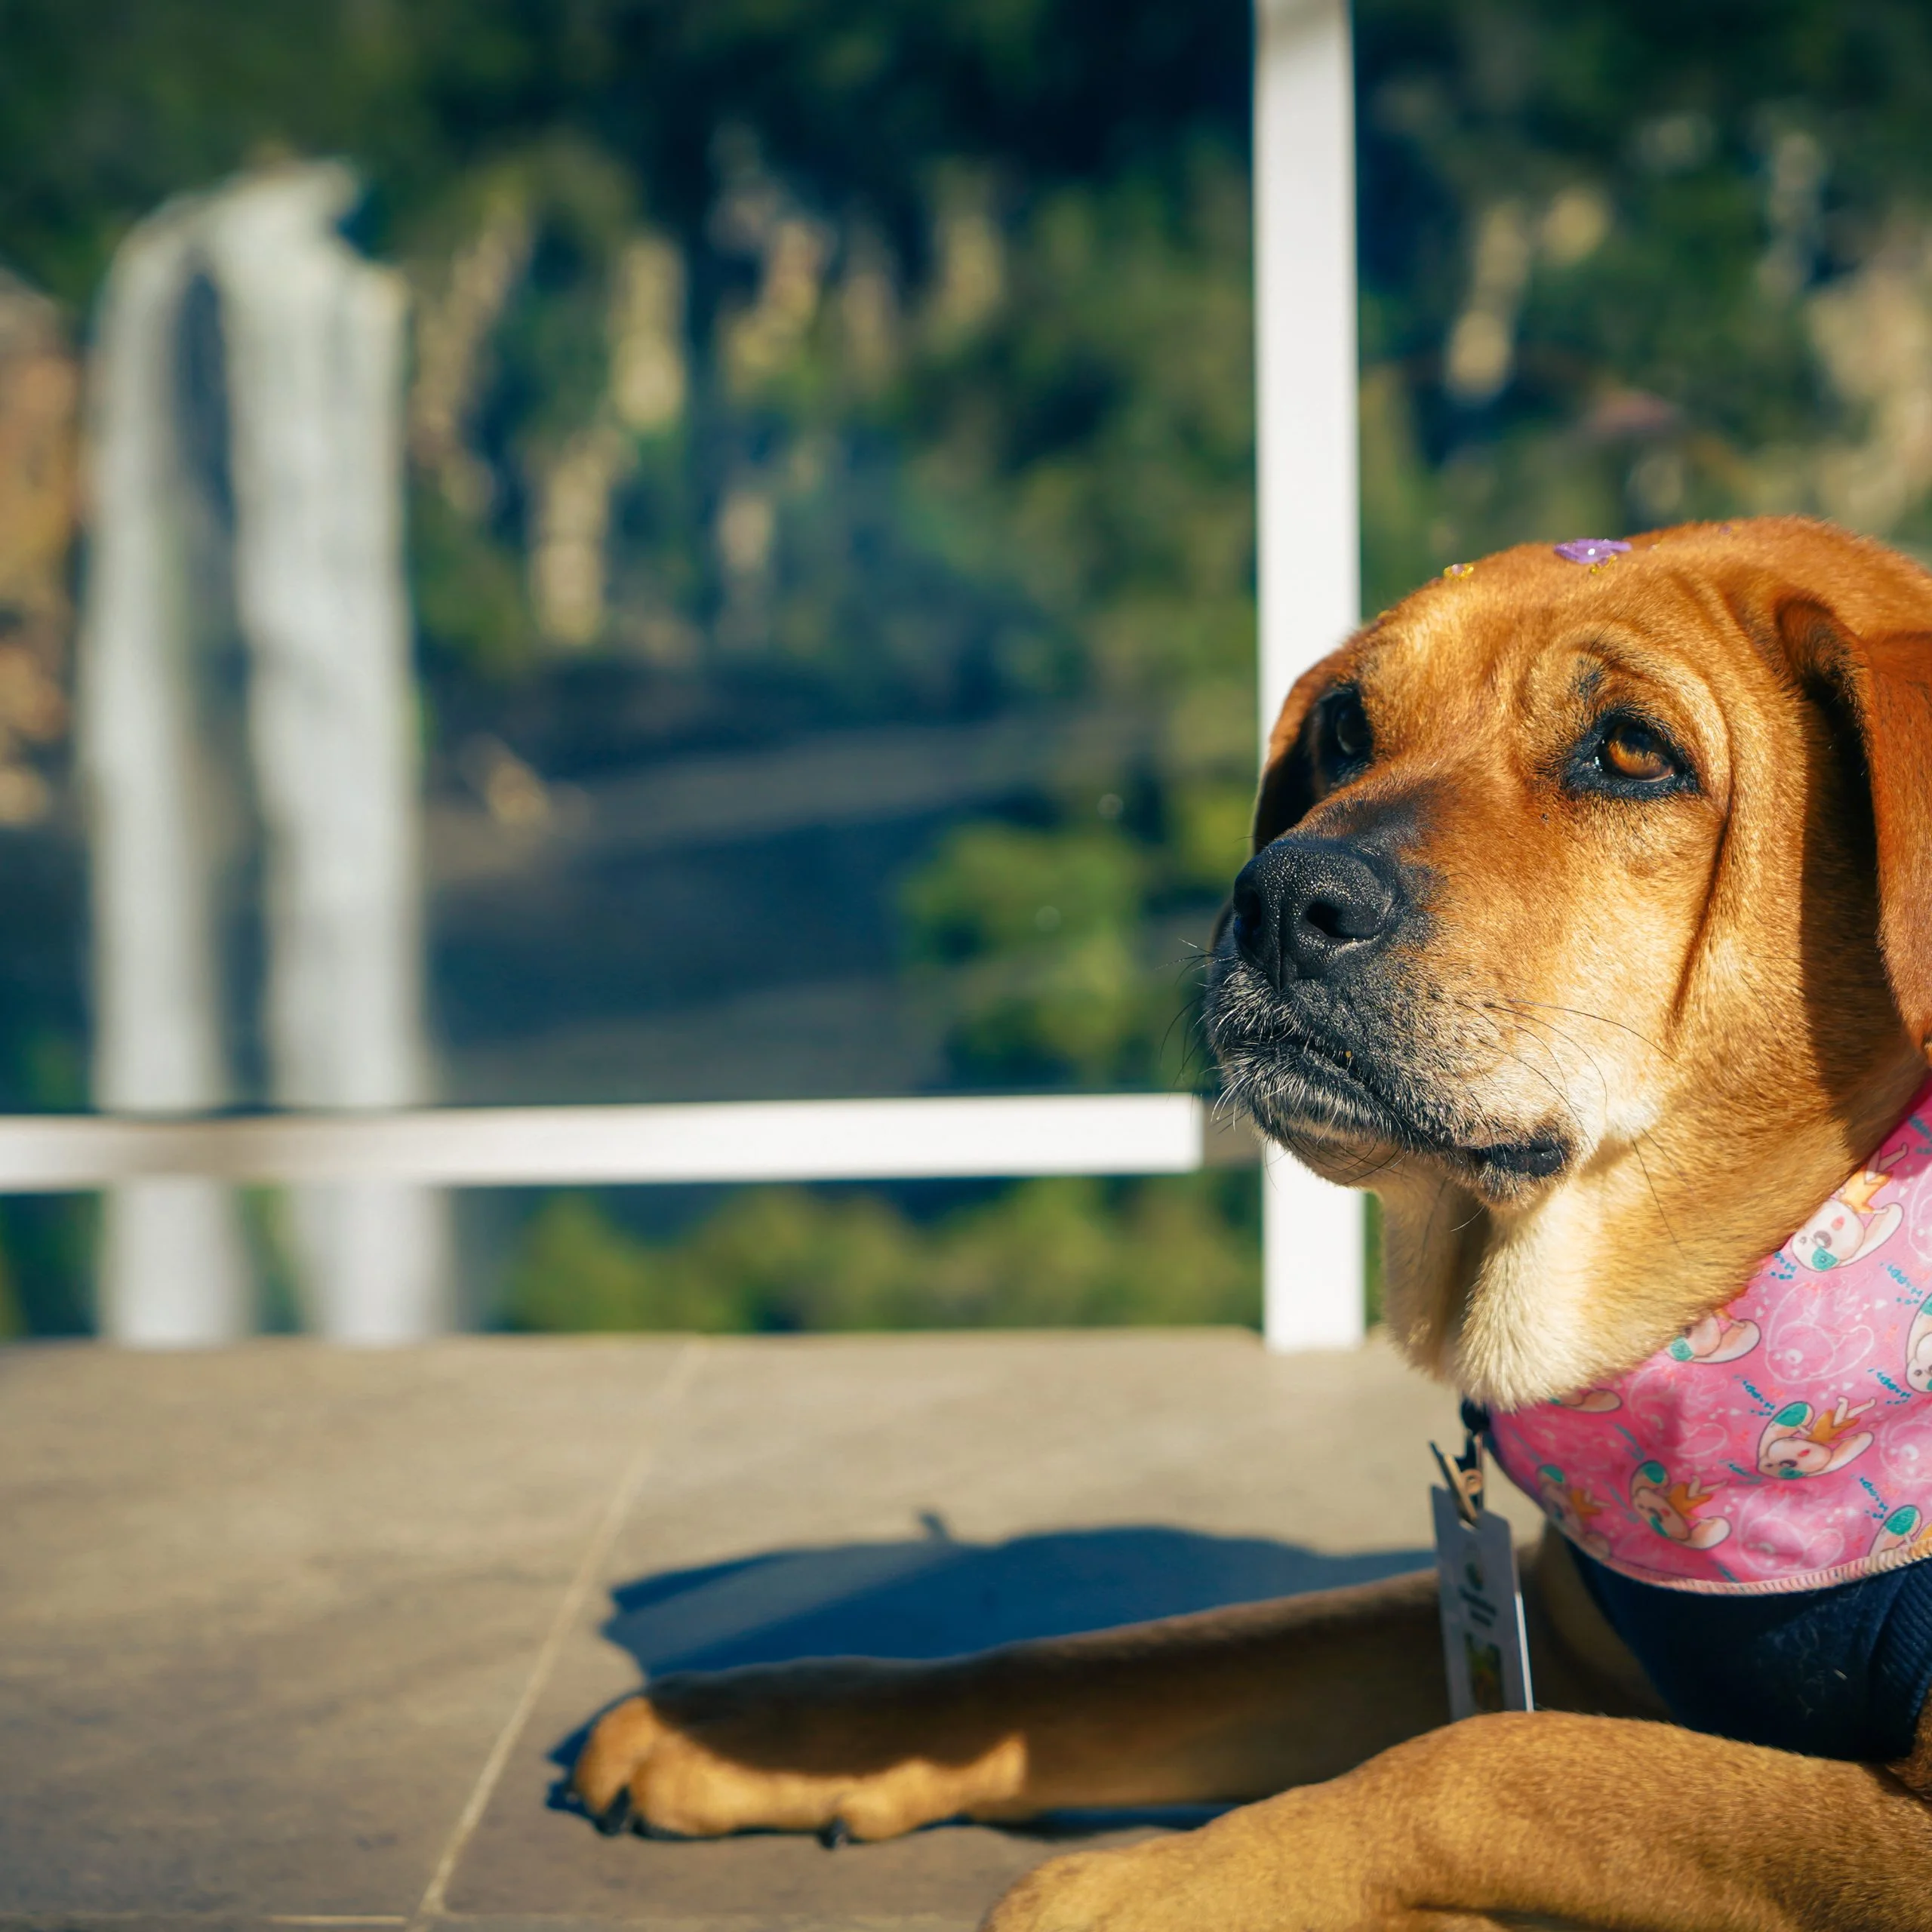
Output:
[1489, 1078, 1932, 1595]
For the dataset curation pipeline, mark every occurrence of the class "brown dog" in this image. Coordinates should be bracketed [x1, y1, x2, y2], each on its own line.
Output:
[574, 518, 1932, 1928]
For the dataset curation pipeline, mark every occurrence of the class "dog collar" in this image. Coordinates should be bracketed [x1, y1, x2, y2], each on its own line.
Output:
[1487, 1076, 1932, 1595]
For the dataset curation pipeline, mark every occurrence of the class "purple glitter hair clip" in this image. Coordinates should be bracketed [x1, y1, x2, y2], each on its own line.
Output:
[1553, 537, 1632, 565]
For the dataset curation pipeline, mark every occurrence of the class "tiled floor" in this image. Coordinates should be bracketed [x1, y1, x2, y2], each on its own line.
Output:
[0, 1330, 1535, 1930]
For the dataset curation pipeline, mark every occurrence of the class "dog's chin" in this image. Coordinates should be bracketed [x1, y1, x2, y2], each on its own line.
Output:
[1229, 1048, 1412, 1183]
[1221, 1038, 1573, 1206]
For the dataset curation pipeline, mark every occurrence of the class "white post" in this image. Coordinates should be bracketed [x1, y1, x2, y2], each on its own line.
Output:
[1254, 0, 1366, 1350]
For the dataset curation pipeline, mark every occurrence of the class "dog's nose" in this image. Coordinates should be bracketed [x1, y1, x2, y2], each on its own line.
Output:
[1231, 836, 1404, 986]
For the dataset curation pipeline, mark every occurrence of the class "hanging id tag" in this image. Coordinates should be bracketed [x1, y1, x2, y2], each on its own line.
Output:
[1430, 1417, 1533, 1721]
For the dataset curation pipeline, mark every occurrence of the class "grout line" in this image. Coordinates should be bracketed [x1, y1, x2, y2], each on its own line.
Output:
[410, 1339, 706, 1924]
[0, 1921, 409, 1930]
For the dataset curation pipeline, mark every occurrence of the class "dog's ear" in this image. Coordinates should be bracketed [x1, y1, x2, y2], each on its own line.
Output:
[1252, 658, 1343, 851]
[1777, 596, 1932, 1057]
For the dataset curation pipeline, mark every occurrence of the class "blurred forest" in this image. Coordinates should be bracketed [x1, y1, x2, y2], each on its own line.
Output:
[2, 0, 1931, 1334]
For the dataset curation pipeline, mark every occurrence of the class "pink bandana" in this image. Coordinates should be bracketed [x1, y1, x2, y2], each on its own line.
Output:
[1488, 1078, 1932, 1595]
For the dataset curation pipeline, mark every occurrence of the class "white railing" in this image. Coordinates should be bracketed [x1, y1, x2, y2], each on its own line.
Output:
[0, 1094, 1205, 1190]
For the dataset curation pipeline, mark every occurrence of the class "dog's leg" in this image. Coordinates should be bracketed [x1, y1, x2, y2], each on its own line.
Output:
[573, 1536, 1651, 1842]
[981, 1709, 1932, 1932]
[573, 1571, 1445, 1841]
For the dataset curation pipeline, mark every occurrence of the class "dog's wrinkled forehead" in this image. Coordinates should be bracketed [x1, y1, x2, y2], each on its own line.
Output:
[1269, 520, 1932, 816]
[1260, 534, 1743, 841]
[1362, 538, 1716, 692]
[1291, 519, 1932, 755]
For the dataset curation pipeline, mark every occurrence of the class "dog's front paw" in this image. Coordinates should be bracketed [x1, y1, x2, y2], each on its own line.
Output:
[978, 1797, 1411, 1932]
[979, 1837, 1303, 1932]
[571, 1661, 1026, 1843]
[980, 1846, 1144, 1932]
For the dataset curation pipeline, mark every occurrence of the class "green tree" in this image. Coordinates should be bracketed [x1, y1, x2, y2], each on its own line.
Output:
[503, 1173, 1261, 1334]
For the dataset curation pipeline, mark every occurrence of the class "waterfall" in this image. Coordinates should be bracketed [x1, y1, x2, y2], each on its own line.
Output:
[78, 163, 450, 1343]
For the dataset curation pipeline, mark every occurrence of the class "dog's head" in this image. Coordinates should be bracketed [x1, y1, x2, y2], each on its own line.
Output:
[1204, 518, 1932, 1401]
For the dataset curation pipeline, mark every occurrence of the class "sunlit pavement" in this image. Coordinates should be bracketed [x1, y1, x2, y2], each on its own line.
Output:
[0, 1329, 1539, 1930]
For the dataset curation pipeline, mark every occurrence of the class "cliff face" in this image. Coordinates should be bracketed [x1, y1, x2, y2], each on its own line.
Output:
[0, 271, 75, 830]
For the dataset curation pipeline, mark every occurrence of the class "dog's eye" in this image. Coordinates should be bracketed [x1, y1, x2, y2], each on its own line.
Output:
[1598, 720, 1675, 783]
[1317, 688, 1372, 782]
[1573, 713, 1697, 799]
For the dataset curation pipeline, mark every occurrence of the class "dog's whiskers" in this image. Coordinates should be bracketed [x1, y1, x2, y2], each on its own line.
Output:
[1482, 998, 1617, 1123]
[1491, 995, 1677, 1063]
[1475, 995, 1690, 1254]
[1466, 997, 1591, 1142]
[1629, 1134, 1687, 1257]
